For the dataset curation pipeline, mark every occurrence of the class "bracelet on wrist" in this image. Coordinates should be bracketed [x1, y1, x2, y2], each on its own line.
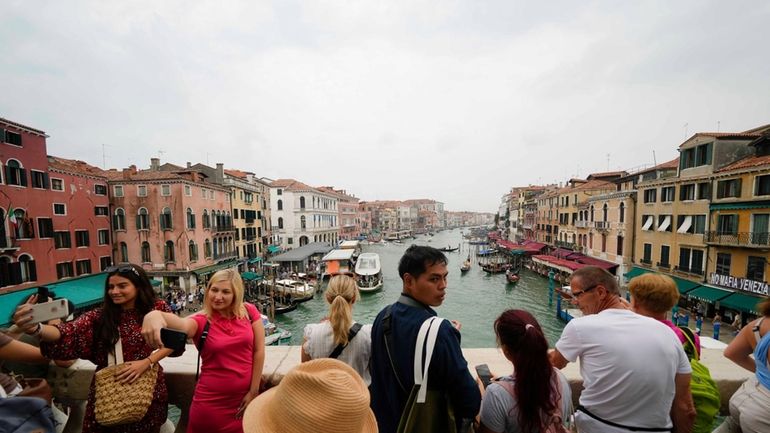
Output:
[146, 357, 155, 368]
[28, 323, 43, 337]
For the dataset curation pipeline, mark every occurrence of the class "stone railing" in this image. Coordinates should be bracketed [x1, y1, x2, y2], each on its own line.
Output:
[47, 346, 751, 433]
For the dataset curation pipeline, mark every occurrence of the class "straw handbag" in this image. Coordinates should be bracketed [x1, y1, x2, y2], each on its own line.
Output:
[94, 339, 157, 426]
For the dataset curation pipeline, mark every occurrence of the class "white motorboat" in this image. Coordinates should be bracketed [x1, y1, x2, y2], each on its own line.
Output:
[261, 316, 292, 345]
[275, 279, 314, 303]
[355, 253, 383, 293]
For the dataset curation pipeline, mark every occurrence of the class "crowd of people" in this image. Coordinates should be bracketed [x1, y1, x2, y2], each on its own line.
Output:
[1, 245, 769, 433]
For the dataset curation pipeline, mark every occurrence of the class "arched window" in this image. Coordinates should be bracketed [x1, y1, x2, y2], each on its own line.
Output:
[19, 254, 36, 283]
[186, 208, 196, 229]
[602, 203, 608, 222]
[300, 235, 308, 246]
[114, 208, 126, 231]
[589, 233, 594, 249]
[160, 207, 173, 230]
[300, 215, 306, 229]
[277, 199, 283, 211]
[5, 159, 26, 186]
[189, 241, 198, 261]
[590, 205, 595, 222]
[619, 202, 625, 223]
[141, 242, 151, 262]
[299, 196, 305, 209]
[278, 217, 283, 229]
[202, 209, 210, 229]
[164, 240, 175, 262]
[204, 239, 212, 258]
[120, 242, 128, 262]
[137, 208, 149, 230]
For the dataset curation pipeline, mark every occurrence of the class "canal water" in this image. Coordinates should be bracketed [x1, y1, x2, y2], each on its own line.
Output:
[274, 228, 566, 348]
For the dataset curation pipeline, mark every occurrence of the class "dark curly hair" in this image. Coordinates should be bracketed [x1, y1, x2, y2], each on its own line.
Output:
[99, 264, 157, 350]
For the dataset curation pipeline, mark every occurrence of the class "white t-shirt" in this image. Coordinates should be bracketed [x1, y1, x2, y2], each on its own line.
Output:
[555, 309, 691, 430]
[303, 321, 372, 384]
[480, 368, 572, 433]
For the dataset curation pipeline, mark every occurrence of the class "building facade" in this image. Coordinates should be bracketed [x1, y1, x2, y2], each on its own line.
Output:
[270, 179, 339, 249]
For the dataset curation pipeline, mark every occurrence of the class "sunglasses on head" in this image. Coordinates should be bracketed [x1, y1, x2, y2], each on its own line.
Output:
[105, 264, 141, 277]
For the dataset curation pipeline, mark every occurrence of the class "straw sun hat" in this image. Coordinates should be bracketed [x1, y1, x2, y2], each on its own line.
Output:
[243, 358, 377, 433]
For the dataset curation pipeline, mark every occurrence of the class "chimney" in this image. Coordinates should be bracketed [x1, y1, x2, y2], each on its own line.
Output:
[215, 163, 224, 184]
[186, 162, 191, 168]
[150, 158, 160, 171]
[122, 165, 137, 179]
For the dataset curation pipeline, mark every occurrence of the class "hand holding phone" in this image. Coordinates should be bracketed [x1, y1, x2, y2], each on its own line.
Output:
[475, 364, 493, 389]
[160, 328, 188, 357]
[26, 299, 69, 324]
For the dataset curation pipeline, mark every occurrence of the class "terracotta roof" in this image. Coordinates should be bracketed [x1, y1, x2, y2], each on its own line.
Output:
[679, 132, 761, 148]
[717, 154, 770, 172]
[270, 178, 321, 193]
[224, 169, 251, 179]
[572, 179, 615, 192]
[47, 156, 107, 178]
[103, 169, 186, 182]
[587, 171, 627, 179]
[742, 124, 770, 134]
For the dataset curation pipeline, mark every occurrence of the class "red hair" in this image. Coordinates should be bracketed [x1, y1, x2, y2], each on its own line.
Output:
[494, 309, 559, 432]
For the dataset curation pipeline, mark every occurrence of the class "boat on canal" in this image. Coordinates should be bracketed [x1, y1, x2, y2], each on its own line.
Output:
[261, 316, 292, 345]
[505, 269, 520, 284]
[481, 262, 510, 273]
[460, 258, 471, 273]
[355, 253, 383, 293]
[275, 279, 315, 303]
[438, 245, 459, 252]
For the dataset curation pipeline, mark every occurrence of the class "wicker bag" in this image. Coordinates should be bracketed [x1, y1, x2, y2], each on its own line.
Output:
[94, 339, 157, 426]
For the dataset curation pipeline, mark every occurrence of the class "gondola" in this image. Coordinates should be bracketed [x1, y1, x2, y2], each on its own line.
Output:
[438, 246, 459, 252]
[505, 269, 520, 284]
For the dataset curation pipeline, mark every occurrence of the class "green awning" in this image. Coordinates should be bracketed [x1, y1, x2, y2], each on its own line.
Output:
[192, 260, 238, 277]
[687, 285, 732, 303]
[267, 245, 281, 254]
[624, 266, 650, 279]
[150, 279, 163, 287]
[710, 200, 770, 211]
[719, 292, 766, 315]
[671, 276, 701, 295]
[248, 257, 262, 264]
[509, 249, 526, 255]
[241, 272, 263, 281]
[0, 273, 108, 327]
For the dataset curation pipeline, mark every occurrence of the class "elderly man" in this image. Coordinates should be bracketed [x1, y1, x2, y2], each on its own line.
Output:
[549, 266, 695, 433]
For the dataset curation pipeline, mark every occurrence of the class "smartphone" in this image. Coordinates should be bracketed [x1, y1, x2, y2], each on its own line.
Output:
[475, 364, 493, 389]
[36, 286, 50, 303]
[160, 328, 188, 357]
[27, 299, 69, 324]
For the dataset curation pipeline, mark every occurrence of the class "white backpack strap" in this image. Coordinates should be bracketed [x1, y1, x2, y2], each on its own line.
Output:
[753, 317, 764, 345]
[415, 317, 445, 403]
[108, 338, 124, 366]
[413, 317, 434, 386]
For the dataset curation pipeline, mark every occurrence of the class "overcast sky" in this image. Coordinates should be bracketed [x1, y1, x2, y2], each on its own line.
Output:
[2, 1, 769, 212]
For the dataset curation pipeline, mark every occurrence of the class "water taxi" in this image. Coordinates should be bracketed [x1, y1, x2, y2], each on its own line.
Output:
[355, 253, 383, 293]
[460, 258, 471, 273]
[275, 279, 315, 303]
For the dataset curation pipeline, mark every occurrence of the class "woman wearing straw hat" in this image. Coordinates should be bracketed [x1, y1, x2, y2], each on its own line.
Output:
[142, 269, 265, 433]
[301, 274, 372, 384]
[243, 358, 377, 433]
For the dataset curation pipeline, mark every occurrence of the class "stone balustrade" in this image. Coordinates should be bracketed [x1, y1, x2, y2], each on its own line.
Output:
[46, 346, 752, 433]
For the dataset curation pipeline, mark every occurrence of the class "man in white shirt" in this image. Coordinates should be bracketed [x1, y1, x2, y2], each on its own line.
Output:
[549, 266, 695, 433]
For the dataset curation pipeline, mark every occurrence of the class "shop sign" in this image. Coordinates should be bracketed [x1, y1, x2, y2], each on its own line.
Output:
[709, 273, 769, 296]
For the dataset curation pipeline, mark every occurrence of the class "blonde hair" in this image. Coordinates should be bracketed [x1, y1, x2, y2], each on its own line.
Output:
[325, 274, 358, 346]
[629, 273, 679, 314]
[202, 268, 247, 319]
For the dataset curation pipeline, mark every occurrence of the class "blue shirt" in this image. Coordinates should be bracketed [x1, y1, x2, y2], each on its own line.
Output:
[369, 294, 481, 433]
[755, 328, 770, 390]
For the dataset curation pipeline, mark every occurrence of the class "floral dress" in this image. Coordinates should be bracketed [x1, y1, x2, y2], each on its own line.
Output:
[41, 300, 171, 433]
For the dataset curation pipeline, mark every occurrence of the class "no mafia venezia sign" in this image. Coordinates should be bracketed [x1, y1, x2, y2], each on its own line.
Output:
[709, 273, 769, 296]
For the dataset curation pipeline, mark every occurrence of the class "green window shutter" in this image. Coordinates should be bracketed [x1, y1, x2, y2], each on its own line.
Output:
[19, 168, 28, 186]
[706, 142, 713, 165]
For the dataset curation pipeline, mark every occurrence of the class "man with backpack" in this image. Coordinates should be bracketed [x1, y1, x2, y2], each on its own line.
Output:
[369, 245, 480, 433]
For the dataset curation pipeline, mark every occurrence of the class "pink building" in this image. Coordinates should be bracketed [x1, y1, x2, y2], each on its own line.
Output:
[1, 118, 112, 292]
[106, 161, 235, 292]
[318, 187, 362, 240]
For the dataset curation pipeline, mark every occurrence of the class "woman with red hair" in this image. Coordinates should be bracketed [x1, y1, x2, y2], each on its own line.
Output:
[478, 309, 573, 433]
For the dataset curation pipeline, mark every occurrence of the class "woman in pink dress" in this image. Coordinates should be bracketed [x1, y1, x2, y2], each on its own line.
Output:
[142, 268, 265, 433]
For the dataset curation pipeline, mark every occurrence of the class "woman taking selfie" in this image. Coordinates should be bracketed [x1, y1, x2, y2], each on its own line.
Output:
[478, 309, 572, 433]
[12, 264, 173, 433]
[142, 268, 265, 433]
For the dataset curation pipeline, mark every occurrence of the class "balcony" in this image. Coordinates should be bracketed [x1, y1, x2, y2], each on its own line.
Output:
[594, 221, 611, 231]
[656, 262, 671, 270]
[0, 236, 20, 252]
[575, 221, 589, 228]
[213, 251, 237, 261]
[705, 231, 770, 248]
[673, 265, 704, 277]
[555, 241, 577, 250]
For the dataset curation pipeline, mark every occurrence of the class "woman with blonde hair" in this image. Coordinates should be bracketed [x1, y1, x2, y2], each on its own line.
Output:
[629, 273, 701, 355]
[301, 274, 372, 384]
[142, 268, 265, 433]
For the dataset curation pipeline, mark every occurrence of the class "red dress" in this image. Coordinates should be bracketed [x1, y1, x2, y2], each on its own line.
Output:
[41, 300, 171, 433]
[188, 303, 260, 433]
